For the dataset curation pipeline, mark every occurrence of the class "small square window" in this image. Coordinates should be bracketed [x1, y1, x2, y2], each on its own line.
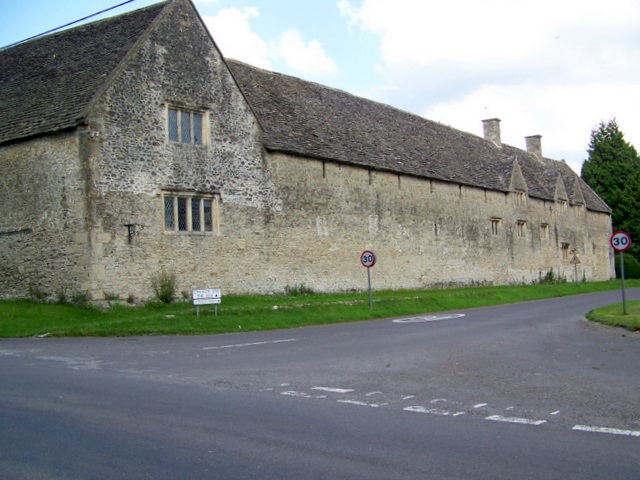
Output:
[561, 242, 571, 259]
[167, 106, 205, 145]
[513, 191, 526, 207]
[163, 193, 219, 235]
[540, 224, 549, 239]
[491, 218, 501, 235]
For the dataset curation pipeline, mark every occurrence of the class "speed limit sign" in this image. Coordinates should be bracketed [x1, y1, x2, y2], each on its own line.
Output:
[360, 250, 376, 268]
[610, 231, 631, 252]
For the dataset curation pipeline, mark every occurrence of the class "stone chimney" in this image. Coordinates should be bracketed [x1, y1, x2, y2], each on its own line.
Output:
[482, 118, 501, 147]
[525, 135, 542, 160]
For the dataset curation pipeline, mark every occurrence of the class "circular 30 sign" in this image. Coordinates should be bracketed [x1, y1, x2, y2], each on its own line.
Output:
[360, 250, 376, 268]
[610, 231, 631, 252]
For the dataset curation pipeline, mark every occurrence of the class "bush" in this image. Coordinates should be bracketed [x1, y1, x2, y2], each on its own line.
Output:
[284, 283, 315, 296]
[70, 290, 91, 308]
[538, 268, 567, 285]
[615, 253, 640, 279]
[151, 269, 177, 304]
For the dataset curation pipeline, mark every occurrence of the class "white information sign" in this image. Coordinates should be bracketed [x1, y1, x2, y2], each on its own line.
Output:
[192, 288, 221, 305]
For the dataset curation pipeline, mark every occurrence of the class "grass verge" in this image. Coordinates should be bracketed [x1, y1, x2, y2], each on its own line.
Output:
[1, 280, 638, 338]
[586, 301, 640, 332]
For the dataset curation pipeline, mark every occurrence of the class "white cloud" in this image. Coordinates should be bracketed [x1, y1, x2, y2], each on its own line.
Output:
[338, 0, 640, 173]
[424, 82, 640, 173]
[274, 29, 338, 76]
[340, 0, 640, 70]
[201, 7, 338, 79]
[202, 8, 272, 69]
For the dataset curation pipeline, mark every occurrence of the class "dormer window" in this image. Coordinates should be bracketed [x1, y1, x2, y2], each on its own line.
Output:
[513, 191, 526, 207]
[168, 106, 205, 145]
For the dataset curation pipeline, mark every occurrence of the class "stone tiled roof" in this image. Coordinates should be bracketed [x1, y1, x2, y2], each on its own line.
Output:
[228, 60, 610, 214]
[0, 0, 609, 214]
[0, 1, 170, 145]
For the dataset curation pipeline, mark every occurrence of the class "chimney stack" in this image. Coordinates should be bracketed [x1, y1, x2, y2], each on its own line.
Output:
[482, 118, 501, 147]
[525, 135, 542, 160]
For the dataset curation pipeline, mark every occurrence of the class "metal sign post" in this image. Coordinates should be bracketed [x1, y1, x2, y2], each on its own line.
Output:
[360, 250, 376, 310]
[610, 231, 631, 315]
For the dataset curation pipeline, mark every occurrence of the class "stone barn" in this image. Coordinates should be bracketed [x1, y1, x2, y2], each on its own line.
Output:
[0, 0, 613, 301]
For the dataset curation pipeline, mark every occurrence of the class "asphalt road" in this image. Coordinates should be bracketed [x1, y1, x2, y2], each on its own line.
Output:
[1, 289, 639, 479]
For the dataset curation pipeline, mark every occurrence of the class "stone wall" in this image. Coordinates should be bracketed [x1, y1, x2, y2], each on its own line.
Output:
[0, 0, 614, 301]
[219, 153, 613, 293]
[77, 0, 281, 300]
[0, 133, 91, 299]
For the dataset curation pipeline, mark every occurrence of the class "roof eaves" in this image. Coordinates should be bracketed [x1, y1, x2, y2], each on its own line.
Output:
[77, 0, 173, 122]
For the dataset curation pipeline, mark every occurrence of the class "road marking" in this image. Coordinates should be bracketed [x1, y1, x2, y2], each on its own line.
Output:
[485, 415, 547, 426]
[337, 400, 382, 407]
[550, 411, 560, 415]
[474, 403, 488, 409]
[366, 391, 383, 396]
[572, 425, 640, 438]
[404, 406, 465, 416]
[312, 387, 355, 394]
[392, 313, 465, 324]
[281, 391, 326, 399]
[402, 395, 415, 400]
[203, 339, 296, 350]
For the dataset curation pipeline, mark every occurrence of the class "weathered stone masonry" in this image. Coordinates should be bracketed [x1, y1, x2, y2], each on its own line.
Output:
[0, 0, 614, 301]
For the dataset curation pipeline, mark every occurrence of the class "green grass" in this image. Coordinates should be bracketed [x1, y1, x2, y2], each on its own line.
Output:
[586, 300, 640, 331]
[1, 280, 638, 338]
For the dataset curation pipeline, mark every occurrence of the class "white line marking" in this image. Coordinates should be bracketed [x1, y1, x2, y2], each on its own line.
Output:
[404, 406, 451, 416]
[485, 415, 547, 426]
[312, 387, 355, 394]
[337, 400, 380, 407]
[203, 339, 296, 350]
[550, 411, 560, 415]
[430, 398, 447, 404]
[403, 395, 415, 400]
[366, 391, 383, 396]
[573, 425, 640, 438]
[393, 313, 465, 324]
[281, 391, 327, 399]
[474, 403, 488, 409]
[281, 391, 312, 398]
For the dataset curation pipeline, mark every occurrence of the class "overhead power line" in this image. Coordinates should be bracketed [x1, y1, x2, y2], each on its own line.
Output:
[1, 0, 138, 51]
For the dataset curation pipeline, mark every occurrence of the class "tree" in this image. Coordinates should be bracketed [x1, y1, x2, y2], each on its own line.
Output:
[581, 119, 640, 258]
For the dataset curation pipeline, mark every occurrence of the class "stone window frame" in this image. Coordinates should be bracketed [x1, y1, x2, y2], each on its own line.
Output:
[516, 220, 527, 238]
[166, 105, 208, 146]
[490, 217, 501, 236]
[561, 242, 571, 260]
[540, 223, 549, 240]
[162, 191, 220, 235]
[512, 190, 527, 207]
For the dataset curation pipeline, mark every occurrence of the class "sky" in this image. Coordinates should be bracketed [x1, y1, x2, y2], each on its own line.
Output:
[2, 0, 640, 175]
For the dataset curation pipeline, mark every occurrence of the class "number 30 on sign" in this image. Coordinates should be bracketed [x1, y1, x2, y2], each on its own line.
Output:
[360, 250, 376, 268]
[610, 231, 631, 252]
